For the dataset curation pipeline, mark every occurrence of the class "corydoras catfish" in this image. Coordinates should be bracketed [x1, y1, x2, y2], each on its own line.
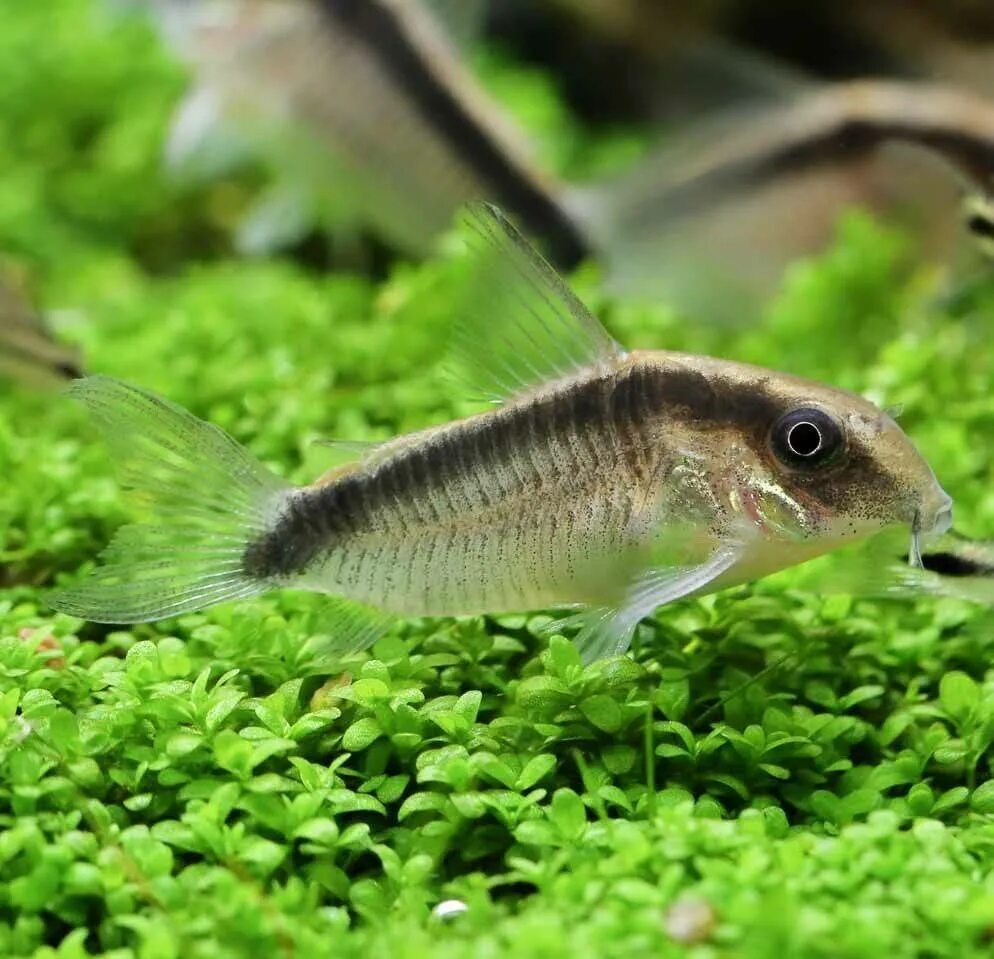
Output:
[51, 204, 954, 662]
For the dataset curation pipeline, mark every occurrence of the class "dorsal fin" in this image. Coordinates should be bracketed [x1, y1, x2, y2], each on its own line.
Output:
[312, 438, 384, 456]
[448, 202, 624, 404]
[313, 425, 442, 468]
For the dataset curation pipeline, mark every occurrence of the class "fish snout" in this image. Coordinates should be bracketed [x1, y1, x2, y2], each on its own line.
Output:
[920, 489, 954, 539]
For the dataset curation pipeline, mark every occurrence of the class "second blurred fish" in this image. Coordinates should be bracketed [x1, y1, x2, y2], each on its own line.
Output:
[142, 0, 994, 318]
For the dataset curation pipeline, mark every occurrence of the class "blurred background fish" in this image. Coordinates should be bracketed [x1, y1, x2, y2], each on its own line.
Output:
[118, 0, 994, 322]
[141, 0, 585, 264]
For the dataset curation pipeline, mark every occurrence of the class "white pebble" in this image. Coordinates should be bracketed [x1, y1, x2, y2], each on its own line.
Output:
[664, 896, 716, 943]
[432, 899, 468, 920]
[11, 716, 33, 744]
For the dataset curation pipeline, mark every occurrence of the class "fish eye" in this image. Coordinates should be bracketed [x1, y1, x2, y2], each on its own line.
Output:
[770, 407, 844, 469]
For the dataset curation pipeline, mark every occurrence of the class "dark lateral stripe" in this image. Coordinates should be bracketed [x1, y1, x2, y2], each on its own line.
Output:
[315, 0, 589, 269]
[243, 370, 624, 578]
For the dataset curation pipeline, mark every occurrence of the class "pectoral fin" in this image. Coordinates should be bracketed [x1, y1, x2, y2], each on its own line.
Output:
[165, 85, 249, 178]
[237, 183, 316, 256]
[553, 543, 743, 664]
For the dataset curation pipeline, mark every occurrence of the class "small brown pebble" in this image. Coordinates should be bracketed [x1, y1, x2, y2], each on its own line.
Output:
[19, 629, 66, 669]
[310, 672, 353, 710]
[664, 896, 716, 944]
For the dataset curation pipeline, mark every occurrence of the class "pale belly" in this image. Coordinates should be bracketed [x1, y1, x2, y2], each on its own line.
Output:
[310, 483, 649, 617]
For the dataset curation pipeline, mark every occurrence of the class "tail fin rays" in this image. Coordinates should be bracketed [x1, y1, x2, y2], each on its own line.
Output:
[50, 377, 292, 623]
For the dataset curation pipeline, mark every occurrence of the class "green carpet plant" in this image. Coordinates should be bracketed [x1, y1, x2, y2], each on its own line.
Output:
[2, 1, 994, 956]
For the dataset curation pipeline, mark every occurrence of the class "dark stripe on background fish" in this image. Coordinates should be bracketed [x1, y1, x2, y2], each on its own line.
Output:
[318, 0, 589, 267]
[627, 81, 994, 226]
[921, 550, 994, 577]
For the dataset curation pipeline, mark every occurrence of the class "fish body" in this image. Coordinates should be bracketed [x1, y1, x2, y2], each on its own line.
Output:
[255, 350, 948, 618]
[52, 204, 954, 661]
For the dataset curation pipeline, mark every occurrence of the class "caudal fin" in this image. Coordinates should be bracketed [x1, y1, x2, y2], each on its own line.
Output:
[50, 376, 292, 623]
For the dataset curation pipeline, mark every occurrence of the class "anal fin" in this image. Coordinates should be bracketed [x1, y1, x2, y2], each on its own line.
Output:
[311, 594, 398, 657]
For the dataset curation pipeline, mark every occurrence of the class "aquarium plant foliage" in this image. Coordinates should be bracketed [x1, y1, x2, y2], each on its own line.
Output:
[2, 1, 994, 957]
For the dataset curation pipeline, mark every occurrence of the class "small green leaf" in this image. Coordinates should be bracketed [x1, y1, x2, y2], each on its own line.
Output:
[933, 786, 969, 815]
[762, 806, 790, 839]
[450, 792, 486, 819]
[809, 790, 843, 824]
[934, 743, 968, 765]
[940, 672, 980, 722]
[514, 819, 560, 847]
[376, 774, 409, 804]
[657, 721, 696, 754]
[516, 754, 557, 791]
[294, 819, 340, 844]
[906, 782, 934, 817]
[547, 636, 582, 678]
[64, 862, 102, 897]
[342, 718, 383, 752]
[838, 685, 885, 711]
[204, 688, 246, 732]
[453, 690, 482, 725]
[655, 676, 690, 722]
[706, 774, 750, 801]
[841, 789, 881, 819]
[598, 785, 633, 812]
[398, 792, 449, 821]
[213, 730, 254, 779]
[238, 836, 286, 874]
[580, 694, 623, 733]
[327, 790, 386, 815]
[549, 788, 586, 841]
[344, 679, 391, 707]
[516, 676, 571, 713]
[758, 763, 790, 780]
[971, 780, 994, 814]
[602, 745, 636, 775]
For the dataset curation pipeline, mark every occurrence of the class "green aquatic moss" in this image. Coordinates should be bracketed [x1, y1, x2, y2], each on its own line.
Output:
[3, 1, 994, 957]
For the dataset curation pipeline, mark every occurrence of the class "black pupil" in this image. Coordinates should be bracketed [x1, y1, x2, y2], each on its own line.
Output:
[786, 421, 822, 457]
